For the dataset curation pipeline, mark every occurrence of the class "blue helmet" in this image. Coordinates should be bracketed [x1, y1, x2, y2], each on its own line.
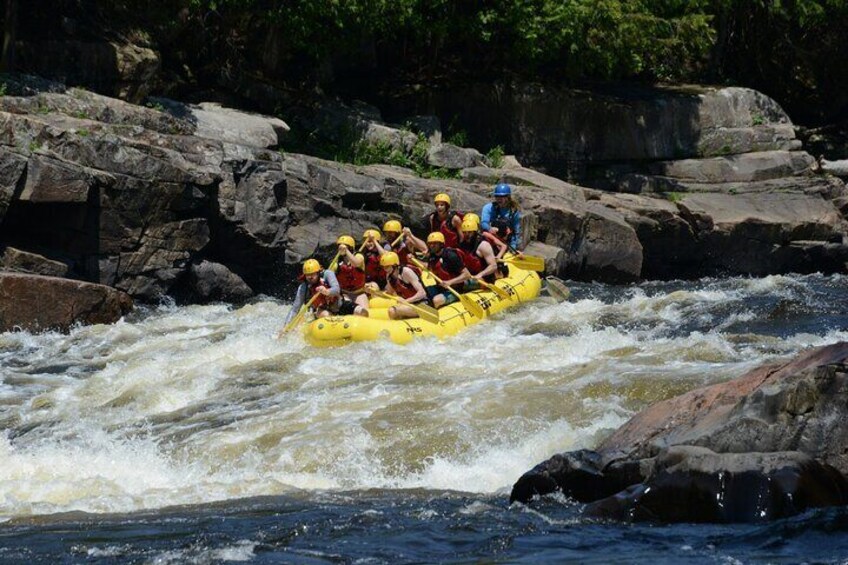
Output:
[492, 183, 512, 197]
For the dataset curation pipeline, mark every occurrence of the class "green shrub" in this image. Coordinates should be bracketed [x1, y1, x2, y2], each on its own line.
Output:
[486, 145, 505, 168]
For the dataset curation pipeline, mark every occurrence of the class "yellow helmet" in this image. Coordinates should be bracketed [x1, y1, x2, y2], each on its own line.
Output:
[434, 193, 451, 206]
[427, 232, 446, 244]
[383, 220, 402, 234]
[337, 235, 355, 248]
[464, 212, 480, 225]
[461, 217, 479, 232]
[380, 252, 400, 268]
[363, 228, 382, 241]
[302, 258, 322, 275]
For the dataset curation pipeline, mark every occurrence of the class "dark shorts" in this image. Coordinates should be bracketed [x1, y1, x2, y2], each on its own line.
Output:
[335, 298, 358, 316]
[425, 285, 458, 306]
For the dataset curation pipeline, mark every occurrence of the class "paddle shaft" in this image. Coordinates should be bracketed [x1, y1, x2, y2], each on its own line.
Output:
[279, 292, 320, 336]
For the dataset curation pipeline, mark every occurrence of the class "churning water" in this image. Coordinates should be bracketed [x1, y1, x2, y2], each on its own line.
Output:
[1, 274, 848, 563]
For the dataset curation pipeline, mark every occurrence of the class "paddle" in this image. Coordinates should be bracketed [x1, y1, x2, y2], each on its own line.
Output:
[476, 278, 511, 300]
[366, 287, 440, 324]
[327, 250, 342, 272]
[409, 257, 485, 319]
[501, 254, 545, 272]
[277, 292, 320, 337]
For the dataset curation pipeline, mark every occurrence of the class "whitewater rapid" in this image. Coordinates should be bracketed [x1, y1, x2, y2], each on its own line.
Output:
[0, 273, 846, 520]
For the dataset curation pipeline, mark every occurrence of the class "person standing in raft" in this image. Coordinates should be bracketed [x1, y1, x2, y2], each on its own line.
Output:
[333, 235, 370, 316]
[457, 216, 504, 284]
[428, 193, 464, 248]
[481, 183, 522, 250]
[380, 252, 428, 319]
[361, 228, 387, 289]
[423, 232, 473, 308]
[283, 259, 368, 326]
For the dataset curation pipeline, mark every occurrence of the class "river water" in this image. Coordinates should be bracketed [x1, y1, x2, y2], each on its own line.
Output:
[1, 274, 848, 563]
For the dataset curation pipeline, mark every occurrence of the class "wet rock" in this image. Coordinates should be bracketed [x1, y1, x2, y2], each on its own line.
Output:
[510, 449, 639, 504]
[584, 447, 848, 523]
[0, 272, 132, 332]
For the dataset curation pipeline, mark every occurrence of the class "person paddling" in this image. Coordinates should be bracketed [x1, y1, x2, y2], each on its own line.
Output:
[380, 252, 428, 319]
[382, 220, 403, 251]
[333, 235, 370, 316]
[457, 216, 502, 284]
[361, 228, 387, 289]
[428, 193, 463, 247]
[481, 183, 521, 250]
[423, 232, 472, 308]
[283, 259, 367, 327]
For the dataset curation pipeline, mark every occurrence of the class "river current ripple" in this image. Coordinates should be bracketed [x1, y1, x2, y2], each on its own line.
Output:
[1, 274, 847, 563]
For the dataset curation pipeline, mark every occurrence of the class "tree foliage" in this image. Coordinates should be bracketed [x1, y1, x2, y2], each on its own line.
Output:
[6, 0, 848, 123]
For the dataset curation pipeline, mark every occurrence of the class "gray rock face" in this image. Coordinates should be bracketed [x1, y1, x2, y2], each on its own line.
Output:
[426, 143, 485, 170]
[1, 76, 847, 321]
[511, 342, 848, 523]
[2, 248, 69, 277]
[185, 260, 253, 303]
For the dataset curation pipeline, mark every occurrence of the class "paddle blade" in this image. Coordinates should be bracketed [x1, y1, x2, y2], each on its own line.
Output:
[412, 303, 440, 324]
[277, 293, 319, 337]
[278, 308, 306, 336]
[458, 292, 485, 319]
[504, 255, 545, 272]
[480, 280, 510, 300]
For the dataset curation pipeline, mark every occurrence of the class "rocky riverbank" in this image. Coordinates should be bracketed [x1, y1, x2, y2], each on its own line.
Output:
[0, 74, 847, 331]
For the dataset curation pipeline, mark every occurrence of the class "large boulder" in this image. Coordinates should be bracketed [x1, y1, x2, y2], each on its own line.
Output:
[599, 342, 848, 474]
[0, 272, 132, 332]
[512, 342, 848, 522]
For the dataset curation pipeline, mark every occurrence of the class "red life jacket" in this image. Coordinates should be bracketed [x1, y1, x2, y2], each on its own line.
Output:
[363, 250, 386, 287]
[336, 261, 365, 292]
[429, 210, 464, 248]
[306, 273, 337, 310]
[388, 267, 419, 300]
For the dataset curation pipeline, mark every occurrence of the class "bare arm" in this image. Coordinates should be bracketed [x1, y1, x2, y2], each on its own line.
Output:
[402, 267, 427, 303]
[474, 241, 498, 280]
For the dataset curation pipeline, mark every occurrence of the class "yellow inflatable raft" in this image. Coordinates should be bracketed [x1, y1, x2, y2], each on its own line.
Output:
[303, 261, 542, 347]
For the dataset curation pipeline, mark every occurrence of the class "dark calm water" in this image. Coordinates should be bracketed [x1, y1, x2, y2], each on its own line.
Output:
[1, 274, 847, 564]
